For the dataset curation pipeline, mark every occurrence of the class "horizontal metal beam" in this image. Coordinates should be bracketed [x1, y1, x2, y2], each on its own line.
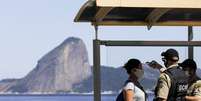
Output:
[92, 21, 201, 26]
[100, 40, 201, 46]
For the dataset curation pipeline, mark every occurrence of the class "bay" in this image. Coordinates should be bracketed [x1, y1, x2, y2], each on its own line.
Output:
[0, 94, 154, 101]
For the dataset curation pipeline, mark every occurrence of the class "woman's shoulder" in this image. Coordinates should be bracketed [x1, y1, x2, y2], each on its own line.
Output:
[124, 81, 135, 90]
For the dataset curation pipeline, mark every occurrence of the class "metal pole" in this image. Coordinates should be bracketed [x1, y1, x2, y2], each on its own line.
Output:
[95, 25, 98, 40]
[93, 39, 101, 101]
[188, 26, 194, 59]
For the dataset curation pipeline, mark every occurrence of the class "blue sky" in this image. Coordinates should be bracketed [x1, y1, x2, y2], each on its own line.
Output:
[0, 0, 200, 80]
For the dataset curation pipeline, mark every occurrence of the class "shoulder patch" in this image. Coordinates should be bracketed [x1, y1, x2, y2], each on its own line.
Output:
[195, 80, 201, 88]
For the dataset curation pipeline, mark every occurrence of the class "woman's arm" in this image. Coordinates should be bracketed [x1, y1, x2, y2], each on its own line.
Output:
[123, 90, 134, 101]
[185, 96, 201, 101]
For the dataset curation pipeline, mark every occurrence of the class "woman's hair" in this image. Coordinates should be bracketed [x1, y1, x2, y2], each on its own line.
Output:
[123, 58, 141, 74]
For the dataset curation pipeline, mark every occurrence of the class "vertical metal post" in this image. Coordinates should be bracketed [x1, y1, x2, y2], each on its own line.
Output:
[95, 25, 98, 39]
[93, 40, 101, 101]
[93, 25, 101, 101]
[188, 26, 194, 59]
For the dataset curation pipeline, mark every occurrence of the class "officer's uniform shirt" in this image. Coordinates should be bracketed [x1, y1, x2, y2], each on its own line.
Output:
[155, 64, 179, 99]
[187, 80, 201, 97]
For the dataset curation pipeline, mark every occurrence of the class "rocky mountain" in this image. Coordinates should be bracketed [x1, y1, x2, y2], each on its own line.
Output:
[73, 65, 160, 93]
[0, 37, 201, 94]
[74, 65, 201, 93]
[0, 37, 91, 93]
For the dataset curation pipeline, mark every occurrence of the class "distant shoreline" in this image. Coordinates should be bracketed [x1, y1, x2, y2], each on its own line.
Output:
[0, 91, 154, 96]
[0, 93, 118, 96]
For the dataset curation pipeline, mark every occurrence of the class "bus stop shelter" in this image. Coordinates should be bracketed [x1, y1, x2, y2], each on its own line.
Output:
[74, 0, 201, 101]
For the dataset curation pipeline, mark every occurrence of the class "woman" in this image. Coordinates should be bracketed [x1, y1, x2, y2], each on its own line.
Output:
[116, 58, 146, 101]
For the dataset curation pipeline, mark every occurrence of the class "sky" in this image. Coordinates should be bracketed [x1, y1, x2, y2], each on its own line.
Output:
[0, 0, 201, 80]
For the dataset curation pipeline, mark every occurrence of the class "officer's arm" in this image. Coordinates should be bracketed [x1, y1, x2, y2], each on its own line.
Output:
[186, 84, 201, 101]
[123, 90, 134, 101]
[185, 96, 201, 101]
[154, 74, 170, 101]
[147, 61, 165, 73]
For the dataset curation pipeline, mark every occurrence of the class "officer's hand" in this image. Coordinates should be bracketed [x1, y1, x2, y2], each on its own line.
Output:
[147, 61, 163, 70]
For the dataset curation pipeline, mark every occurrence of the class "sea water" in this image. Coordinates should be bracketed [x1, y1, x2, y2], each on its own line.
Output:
[0, 93, 154, 101]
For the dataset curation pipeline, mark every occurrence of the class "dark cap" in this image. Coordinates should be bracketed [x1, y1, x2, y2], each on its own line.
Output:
[161, 48, 179, 61]
[179, 59, 197, 70]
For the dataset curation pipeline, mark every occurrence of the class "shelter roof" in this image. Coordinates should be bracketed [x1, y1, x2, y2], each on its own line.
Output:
[74, 0, 201, 27]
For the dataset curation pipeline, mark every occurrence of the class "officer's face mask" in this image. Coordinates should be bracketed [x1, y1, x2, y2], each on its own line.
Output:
[131, 68, 144, 80]
[184, 71, 191, 77]
[183, 67, 192, 77]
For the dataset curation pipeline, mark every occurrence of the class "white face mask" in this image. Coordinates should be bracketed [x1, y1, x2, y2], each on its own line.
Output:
[132, 68, 144, 80]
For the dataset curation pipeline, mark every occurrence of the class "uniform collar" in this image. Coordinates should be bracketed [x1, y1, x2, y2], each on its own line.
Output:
[167, 64, 179, 69]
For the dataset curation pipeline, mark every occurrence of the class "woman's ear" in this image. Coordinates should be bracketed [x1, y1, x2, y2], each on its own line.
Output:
[130, 68, 136, 74]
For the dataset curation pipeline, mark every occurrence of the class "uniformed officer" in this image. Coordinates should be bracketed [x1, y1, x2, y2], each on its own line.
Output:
[149, 48, 189, 101]
[179, 59, 201, 101]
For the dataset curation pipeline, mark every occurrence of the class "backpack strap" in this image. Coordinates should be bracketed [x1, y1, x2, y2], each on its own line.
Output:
[164, 68, 177, 101]
[134, 81, 148, 101]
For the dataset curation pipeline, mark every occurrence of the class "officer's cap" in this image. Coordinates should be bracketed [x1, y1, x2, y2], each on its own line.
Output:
[179, 59, 197, 70]
[161, 48, 179, 61]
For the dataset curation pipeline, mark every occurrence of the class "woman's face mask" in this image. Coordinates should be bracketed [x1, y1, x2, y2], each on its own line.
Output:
[131, 68, 144, 80]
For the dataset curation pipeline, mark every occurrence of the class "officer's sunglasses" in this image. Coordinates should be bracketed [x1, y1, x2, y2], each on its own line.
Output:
[162, 58, 167, 63]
